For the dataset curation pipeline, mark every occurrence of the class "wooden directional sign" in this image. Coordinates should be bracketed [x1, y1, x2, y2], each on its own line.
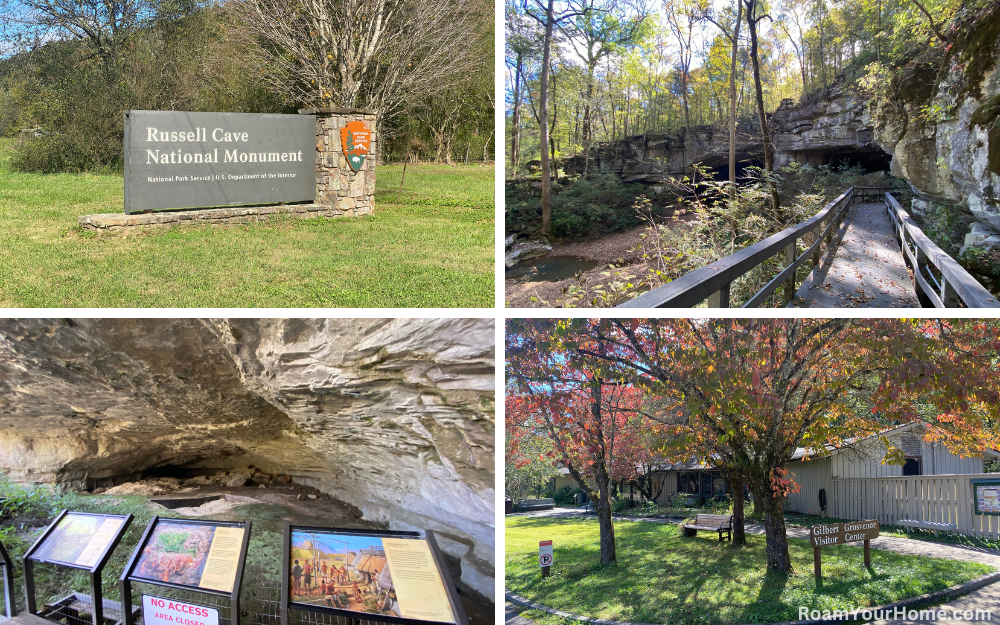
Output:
[811, 520, 880, 547]
[340, 120, 370, 172]
[811, 520, 879, 579]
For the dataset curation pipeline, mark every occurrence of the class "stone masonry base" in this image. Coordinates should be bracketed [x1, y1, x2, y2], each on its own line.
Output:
[79, 203, 364, 232]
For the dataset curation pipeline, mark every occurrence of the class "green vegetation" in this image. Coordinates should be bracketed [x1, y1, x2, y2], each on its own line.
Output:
[506, 172, 650, 240]
[0, 0, 492, 172]
[505, 516, 995, 624]
[0, 139, 493, 307]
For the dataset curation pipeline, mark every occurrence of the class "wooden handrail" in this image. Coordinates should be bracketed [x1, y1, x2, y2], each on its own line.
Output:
[884, 193, 1000, 308]
[618, 188, 858, 308]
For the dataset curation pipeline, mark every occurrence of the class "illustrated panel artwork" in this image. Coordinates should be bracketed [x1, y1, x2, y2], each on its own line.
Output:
[339, 121, 370, 172]
[289, 530, 455, 623]
[133, 522, 245, 592]
[32, 513, 125, 568]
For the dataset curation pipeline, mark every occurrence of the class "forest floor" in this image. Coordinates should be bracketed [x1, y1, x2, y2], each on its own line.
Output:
[0, 139, 494, 307]
[505, 214, 696, 307]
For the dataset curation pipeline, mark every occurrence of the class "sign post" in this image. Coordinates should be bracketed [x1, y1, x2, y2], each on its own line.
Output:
[539, 540, 553, 578]
[810, 520, 879, 579]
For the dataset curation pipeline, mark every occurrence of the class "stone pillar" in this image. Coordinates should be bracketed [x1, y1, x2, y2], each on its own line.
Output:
[299, 107, 376, 217]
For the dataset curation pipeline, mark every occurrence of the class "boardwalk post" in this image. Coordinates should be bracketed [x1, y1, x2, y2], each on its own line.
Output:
[707, 284, 730, 307]
[783, 240, 797, 304]
[813, 221, 823, 266]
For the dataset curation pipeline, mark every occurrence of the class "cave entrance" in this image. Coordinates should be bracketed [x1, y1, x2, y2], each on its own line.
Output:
[788, 147, 892, 173]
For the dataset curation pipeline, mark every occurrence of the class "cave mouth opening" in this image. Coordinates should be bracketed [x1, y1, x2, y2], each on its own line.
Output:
[788, 147, 893, 174]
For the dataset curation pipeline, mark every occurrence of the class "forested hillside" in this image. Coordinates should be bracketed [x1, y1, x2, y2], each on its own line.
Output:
[0, 0, 494, 173]
[505, 0, 1000, 307]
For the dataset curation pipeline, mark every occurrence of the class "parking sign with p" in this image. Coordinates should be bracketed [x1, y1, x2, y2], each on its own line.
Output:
[539, 540, 553, 575]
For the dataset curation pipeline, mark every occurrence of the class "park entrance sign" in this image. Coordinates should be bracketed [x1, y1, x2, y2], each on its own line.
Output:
[124, 110, 315, 214]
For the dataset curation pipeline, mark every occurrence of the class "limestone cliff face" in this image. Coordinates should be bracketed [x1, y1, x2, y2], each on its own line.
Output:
[876, 38, 1000, 257]
[0, 318, 495, 600]
[771, 86, 879, 166]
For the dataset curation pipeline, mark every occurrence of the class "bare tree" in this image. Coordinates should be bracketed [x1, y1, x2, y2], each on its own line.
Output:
[522, 0, 584, 237]
[744, 0, 780, 213]
[702, 1, 742, 192]
[0, 0, 177, 62]
[230, 0, 489, 128]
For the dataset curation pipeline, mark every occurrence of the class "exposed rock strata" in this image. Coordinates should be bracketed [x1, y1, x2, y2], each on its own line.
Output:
[0, 318, 495, 601]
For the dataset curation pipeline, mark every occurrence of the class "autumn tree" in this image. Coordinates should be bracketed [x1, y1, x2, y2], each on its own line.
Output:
[507, 320, 649, 565]
[533, 318, 1000, 572]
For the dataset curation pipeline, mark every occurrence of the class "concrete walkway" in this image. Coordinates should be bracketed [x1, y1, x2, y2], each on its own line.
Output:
[507, 509, 1000, 623]
[791, 202, 920, 308]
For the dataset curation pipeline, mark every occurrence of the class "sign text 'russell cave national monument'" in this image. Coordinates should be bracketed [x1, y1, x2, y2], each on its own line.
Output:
[124, 110, 315, 213]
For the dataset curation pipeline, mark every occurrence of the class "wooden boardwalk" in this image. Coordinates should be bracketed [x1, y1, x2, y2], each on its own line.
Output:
[790, 202, 920, 308]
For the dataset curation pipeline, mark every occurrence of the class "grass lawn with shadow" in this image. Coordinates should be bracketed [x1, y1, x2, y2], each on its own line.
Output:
[0, 139, 494, 307]
[505, 516, 995, 624]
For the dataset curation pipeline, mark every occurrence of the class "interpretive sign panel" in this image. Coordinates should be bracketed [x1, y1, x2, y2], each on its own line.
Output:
[133, 521, 246, 592]
[142, 595, 219, 625]
[124, 110, 315, 214]
[810, 520, 880, 547]
[286, 527, 461, 624]
[972, 479, 1000, 515]
[30, 512, 128, 569]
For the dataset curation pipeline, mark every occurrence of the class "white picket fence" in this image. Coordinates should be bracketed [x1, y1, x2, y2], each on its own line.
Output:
[831, 474, 1000, 539]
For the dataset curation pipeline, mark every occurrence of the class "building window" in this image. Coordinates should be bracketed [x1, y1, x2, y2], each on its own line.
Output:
[903, 458, 922, 476]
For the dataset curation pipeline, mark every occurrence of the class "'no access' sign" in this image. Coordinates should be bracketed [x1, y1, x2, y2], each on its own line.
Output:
[539, 540, 553, 567]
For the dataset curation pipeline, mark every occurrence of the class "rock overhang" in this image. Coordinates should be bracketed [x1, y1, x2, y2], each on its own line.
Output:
[0, 318, 495, 602]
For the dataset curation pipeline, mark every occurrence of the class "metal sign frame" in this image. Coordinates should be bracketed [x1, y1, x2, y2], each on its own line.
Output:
[0, 539, 15, 619]
[971, 478, 1000, 516]
[23, 510, 134, 625]
[120, 517, 252, 625]
[280, 524, 468, 625]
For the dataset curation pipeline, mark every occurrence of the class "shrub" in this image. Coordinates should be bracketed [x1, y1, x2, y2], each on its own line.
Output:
[505, 171, 650, 241]
[553, 485, 582, 506]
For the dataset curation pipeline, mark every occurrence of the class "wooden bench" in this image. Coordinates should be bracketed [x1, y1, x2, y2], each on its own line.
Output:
[682, 514, 733, 542]
[514, 498, 555, 511]
[897, 519, 958, 536]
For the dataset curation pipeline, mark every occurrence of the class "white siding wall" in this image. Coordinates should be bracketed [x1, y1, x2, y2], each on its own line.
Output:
[831, 437, 984, 478]
[786, 457, 833, 515]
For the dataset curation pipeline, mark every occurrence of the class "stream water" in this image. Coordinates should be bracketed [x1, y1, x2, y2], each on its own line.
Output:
[506, 255, 600, 282]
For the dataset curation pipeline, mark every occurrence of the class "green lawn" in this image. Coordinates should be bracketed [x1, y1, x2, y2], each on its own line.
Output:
[506, 517, 995, 624]
[0, 139, 494, 307]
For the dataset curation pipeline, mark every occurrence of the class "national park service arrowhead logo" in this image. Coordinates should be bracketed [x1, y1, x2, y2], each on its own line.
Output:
[341, 120, 370, 172]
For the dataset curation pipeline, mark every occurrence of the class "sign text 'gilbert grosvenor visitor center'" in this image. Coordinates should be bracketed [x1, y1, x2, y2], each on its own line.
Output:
[124, 110, 316, 213]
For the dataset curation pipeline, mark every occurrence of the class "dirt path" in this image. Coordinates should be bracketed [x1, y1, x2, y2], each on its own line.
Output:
[505, 215, 695, 308]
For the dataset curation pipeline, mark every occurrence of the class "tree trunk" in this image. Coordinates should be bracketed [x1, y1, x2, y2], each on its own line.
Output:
[538, 0, 555, 236]
[511, 53, 524, 176]
[591, 380, 617, 565]
[730, 477, 747, 546]
[752, 481, 791, 572]
[582, 62, 596, 176]
[728, 0, 743, 194]
[745, 0, 780, 213]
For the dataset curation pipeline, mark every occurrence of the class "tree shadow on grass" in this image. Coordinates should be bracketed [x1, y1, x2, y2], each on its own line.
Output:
[738, 571, 791, 624]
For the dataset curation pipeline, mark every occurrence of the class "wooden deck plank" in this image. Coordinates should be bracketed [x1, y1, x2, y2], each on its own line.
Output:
[790, 202, 920, 308]
[10, 613, 60, 625]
